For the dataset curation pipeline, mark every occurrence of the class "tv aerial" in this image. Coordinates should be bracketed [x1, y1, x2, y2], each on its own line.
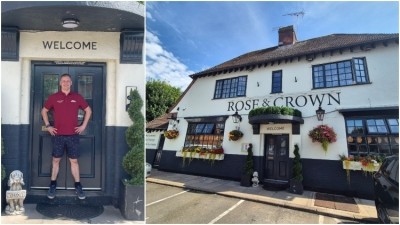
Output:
[282, 10, 305, 29]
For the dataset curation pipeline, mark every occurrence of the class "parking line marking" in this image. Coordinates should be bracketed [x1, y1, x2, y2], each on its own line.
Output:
[146, 190, 189, 206]
[319, 215, 324, 224]
[208, 199, 245, 224]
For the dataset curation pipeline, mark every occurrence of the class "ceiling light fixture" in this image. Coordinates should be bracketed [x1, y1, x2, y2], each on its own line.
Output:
[62, 19, 79, 29]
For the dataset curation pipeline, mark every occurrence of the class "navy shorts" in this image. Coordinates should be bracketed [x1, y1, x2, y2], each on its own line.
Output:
[52, 135, 80, 159]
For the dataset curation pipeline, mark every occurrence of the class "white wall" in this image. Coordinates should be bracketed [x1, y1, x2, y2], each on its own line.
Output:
[166, 43, 399, 160]
[1, 31, 144, 127]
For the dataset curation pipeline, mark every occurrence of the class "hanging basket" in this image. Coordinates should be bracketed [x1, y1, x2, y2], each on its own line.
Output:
[164, 130, 179, 139]
[228, 130, 243, 141]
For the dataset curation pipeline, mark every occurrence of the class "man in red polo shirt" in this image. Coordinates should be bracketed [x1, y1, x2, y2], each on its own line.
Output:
[41, 73, 92, 200]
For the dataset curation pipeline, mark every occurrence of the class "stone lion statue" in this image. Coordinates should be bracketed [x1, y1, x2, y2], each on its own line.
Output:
[5, 170, 26, 215]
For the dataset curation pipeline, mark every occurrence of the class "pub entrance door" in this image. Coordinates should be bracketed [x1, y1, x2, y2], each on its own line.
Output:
[31, 62, 104, 190]
[263, 134, 290, 185]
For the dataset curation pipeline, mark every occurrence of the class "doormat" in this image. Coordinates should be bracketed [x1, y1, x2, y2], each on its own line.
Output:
[36, 203, 104, 220]
[314, 193, 359, 213]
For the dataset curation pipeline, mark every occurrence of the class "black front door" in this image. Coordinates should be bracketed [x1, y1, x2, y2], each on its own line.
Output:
[264, 134, 289, 181]
[31, 62, 104, 190]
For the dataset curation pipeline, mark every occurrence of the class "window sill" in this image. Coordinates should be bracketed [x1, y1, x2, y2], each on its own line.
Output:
[312, 82, 372, 90]
[176, 151, 224, 160]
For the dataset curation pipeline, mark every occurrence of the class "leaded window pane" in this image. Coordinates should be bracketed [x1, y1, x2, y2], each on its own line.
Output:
[367, 119, 388, 134]
[214, 76, 247, 99]
[222, 79, 231, 98]
[237, 76, 247, 96]
[185, 122, 224, 149]
[346, 117, 397, 156]
[272, 71, 282, 93]
[230, 78, 238, 98]
[214, 80, 223, 99]
[387, 119, 399, 134]
[313, 58, 368, 88]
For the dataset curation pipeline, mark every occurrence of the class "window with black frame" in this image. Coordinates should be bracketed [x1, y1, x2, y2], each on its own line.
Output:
[214, 76, 247, 99]
[346, 117, 399, 156]
[313, 57, 369, 89]
[184, 122, 225, 149]
[271, 70, 282, 93]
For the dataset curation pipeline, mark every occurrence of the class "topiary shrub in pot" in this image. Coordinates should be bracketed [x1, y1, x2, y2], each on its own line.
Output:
[120, 89, 145, 221]
[240, 143, 254, 187]
[288, 144, 303, 195]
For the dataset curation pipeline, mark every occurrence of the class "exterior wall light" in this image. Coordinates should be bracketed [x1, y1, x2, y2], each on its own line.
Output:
[316, 106, 325, 121]
[231, 111, 242, 123]
[167, 113, 179, 126]
[62, 19, 79, 29]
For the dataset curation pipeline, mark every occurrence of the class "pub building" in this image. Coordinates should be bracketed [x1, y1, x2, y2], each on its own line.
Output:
[1, 1, 144, 206]
[146, 26, 399, 199]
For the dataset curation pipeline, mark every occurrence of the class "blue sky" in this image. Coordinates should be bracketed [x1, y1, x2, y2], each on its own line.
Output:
[146, 1, 399, 90]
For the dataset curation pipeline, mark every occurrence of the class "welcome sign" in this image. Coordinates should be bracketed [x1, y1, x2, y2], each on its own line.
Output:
[42, 41, 98, 50]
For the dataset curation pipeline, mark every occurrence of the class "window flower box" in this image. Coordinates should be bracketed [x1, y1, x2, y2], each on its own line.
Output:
[342, 160, 380, 172]
[176, 151, 224, 160]
[339, 154, 383, 184]
[177, 146, 224, 166]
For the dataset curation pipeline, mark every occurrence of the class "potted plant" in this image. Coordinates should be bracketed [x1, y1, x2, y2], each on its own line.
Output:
[228, 129, 243, 141]
[240, 143, 254, 187]
[164, 129, 179, 139]
[308, 125, 337, 153]
[288, 144, 303, 194]
[120, 89, 145, 221]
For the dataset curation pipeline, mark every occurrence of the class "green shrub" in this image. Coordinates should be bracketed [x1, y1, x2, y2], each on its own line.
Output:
[249, 106, 302, 117]
[292, 144, 303, 182]
[243, 144, 254, 176]
[123, 89, 144, 185]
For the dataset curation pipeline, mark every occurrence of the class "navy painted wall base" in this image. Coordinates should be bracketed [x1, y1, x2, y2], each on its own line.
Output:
[158, 150, 248, 181]
[157, 150, 375, 199]
[302, 159, 375, 199]
[1, 125, 30, 183]
[146, 149, 157, 165]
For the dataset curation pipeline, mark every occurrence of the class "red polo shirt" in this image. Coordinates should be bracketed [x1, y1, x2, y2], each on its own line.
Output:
[44, 91, 89, 135]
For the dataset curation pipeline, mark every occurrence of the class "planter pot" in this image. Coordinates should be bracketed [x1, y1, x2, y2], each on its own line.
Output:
[119, 180, 144, 221]
[288, 178, 303, 195]
[240, 174, 252, 187]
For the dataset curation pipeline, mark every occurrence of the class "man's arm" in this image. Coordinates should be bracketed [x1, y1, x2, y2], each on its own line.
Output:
[41, 107, 57, 136]
[75, 106, 92, 134]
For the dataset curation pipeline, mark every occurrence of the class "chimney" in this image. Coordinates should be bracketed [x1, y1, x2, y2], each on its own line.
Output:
[278, 25, 297, 46]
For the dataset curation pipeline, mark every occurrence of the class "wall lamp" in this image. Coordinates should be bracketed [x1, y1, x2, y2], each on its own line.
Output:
[316, 106, 325, 121]
[231, 111, 242, 123]
[62, 19, 80, 29]
[167, 113, 179, 126]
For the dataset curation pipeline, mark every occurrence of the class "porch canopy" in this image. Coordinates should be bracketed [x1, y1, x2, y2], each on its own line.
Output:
[1, 1, 144, 32]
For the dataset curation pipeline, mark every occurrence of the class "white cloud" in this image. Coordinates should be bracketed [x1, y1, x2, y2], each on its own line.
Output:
[146, 31, 193, 90]
[146, 11, 155, 22]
